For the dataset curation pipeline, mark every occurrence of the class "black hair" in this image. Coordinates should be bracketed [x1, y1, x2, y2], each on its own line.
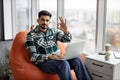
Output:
[38, 10, 52, 18]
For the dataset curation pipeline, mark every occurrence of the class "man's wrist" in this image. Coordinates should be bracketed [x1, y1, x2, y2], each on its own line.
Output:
[64, 31, 69, 35]
[48, 54, 53, 60]
[45, 54, 52, 60]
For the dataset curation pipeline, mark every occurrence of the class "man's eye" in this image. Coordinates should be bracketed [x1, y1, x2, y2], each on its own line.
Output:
[46, 20, 49, 22]
[41, 19, 44, 21]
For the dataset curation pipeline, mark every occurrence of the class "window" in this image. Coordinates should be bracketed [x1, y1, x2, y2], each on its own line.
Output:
[13, 0, 31, 37]
[106, 0, 120, 52]
[15, 0, 31, 32]
[65, 0, 97, 54]
[38, 0, 57, 27]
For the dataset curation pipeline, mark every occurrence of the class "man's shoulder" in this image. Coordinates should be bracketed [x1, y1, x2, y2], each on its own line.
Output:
[27, 29, 36, 35]
[28, 25, 39, 34]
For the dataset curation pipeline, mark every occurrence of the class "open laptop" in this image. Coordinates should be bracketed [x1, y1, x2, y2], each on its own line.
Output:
[64, 41, 85, 60]
[113, 52, 120, 59]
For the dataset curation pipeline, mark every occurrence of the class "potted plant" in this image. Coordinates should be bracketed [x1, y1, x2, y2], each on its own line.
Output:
[105, 51, 111, 61]
[0, 48, 10, 80]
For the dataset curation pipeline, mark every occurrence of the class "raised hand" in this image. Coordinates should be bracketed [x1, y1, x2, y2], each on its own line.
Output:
[57, 17, 68, 34]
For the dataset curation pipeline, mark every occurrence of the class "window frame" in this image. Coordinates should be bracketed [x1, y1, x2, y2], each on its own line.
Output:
[3, 0, 13, 40]
[3, 0, 108, 53]
[96, 0, 107, 52]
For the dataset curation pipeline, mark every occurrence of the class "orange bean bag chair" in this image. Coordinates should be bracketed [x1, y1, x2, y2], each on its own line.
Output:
[9, 30, 86, 80]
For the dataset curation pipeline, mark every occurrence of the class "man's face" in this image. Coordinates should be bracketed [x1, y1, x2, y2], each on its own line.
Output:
[37, 15, 51, 30]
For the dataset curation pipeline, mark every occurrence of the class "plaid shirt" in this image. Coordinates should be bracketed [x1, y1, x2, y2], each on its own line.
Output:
[26, 25, 72, 63]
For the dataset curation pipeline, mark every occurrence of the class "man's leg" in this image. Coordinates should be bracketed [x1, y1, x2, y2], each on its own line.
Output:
[67, 57, 91, 80]
[36, 60, 73, 80]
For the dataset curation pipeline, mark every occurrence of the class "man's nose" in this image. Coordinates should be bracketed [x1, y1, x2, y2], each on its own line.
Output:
[43, 21, 47, 24]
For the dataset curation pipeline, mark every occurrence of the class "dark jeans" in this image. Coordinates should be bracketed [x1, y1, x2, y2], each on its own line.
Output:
[36, 57, 91, 80]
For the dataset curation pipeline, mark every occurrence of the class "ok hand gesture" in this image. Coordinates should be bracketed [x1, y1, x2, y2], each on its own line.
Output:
[57, 17, 68, 34]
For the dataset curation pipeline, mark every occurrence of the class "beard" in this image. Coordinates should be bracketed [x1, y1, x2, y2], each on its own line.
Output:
[40, 24, 48, 30]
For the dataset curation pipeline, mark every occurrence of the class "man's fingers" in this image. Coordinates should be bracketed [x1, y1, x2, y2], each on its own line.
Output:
[57, 23, 60, 29]
[59, 17, 64, 23]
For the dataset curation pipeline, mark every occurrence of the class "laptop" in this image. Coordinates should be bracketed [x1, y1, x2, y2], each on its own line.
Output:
[113, 52, 120, 59]
[64, 41, 85, 60]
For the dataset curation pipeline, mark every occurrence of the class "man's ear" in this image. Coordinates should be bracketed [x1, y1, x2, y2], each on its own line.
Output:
[37, 19, 39, 23]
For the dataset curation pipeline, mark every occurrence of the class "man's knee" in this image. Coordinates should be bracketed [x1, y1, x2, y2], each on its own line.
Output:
[60, 60, 69, 66]
[71, 57, 84, 66]
[73, 57, 82, 62]
[57, 60, 70, 70]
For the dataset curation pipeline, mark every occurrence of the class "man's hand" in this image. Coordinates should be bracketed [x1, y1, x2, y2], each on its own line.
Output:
[48, 54, 65, 60]
[57, 17, 68, 34]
